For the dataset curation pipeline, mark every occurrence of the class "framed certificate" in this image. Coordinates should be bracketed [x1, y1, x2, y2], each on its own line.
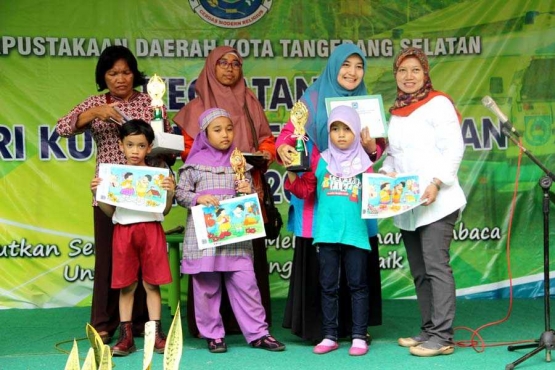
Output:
[325, 95, 388, 138]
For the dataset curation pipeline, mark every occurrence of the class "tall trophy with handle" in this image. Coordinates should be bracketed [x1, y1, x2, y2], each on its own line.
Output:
[230, 147, 248, 196]
[287, 101, 310, 172]
[147, 74, 165, 133]
[146, 74, 184, 156]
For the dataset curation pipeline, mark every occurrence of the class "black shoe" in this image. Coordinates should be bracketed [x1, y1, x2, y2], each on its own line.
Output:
[250, 335, 286, 352]
[207, 338, 227, 353]
[97, 331, 112, 345]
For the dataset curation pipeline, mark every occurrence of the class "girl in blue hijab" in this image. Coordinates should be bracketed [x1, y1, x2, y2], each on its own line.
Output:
[302, 43, 368, 151]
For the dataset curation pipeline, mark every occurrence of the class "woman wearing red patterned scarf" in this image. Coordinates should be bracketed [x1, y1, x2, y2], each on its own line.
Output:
[380, 47, 466, 357]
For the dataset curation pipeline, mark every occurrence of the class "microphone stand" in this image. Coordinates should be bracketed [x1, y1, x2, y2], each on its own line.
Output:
[502, 124, 555, 370]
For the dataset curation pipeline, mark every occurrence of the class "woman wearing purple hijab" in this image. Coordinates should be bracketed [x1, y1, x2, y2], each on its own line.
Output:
[175, 108, 285, 353]
[285, 105, 374, 356]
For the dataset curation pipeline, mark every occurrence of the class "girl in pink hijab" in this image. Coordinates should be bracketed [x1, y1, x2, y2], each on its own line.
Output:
[176, 108, 285, 353]
[285, 105, 374, 356]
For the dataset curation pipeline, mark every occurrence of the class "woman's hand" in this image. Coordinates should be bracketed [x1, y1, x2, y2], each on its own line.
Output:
[94, 103, 126, 124]
[360, 127, 377, 154]
[379, 170, 397, 177]
[277, 144, 296, 165]
[421, 183, 439, 206]
[253, 150, 271, 160]
[197, 194, 220, 207]
[421, 178, 441, 206]
[76, 103, 126, 129]
[90, 177, 102, 196]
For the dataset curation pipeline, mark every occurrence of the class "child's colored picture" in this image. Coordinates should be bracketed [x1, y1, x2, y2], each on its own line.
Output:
[191, 193, 266, 249]
[96, 163, 169, 213]
[361, 173, 424, 219]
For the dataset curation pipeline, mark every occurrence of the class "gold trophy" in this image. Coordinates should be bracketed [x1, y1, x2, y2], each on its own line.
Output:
[287, 101, 310, 172]
[147, 74, 165, 133]
[230, 147, 248, 196]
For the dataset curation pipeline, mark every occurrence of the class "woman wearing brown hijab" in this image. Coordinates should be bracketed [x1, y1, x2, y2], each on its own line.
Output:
[174, 46, 276, 337]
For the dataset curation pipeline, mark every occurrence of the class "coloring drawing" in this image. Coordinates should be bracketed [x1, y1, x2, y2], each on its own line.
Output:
[191, 193, 265, 249]
[361, 173, 424, 219]
[96, 163, 169, 213]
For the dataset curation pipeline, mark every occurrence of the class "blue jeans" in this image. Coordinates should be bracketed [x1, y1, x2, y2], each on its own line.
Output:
[317, 243, 369, 341]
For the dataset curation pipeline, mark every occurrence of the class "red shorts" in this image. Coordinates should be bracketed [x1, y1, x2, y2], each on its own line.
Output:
[111, 222, 172, 289]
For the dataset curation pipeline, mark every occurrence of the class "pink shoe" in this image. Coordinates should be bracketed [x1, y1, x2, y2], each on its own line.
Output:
[313, 342, 339, 354]
[349, 344, 369, 356]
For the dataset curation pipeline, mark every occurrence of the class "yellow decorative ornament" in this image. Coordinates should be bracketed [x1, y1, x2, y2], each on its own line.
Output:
[164, 303, 183, 370]
[85, 323, 104, 367]
[143, 321, 156, 370]
[63, 339, 80, 370]
[98, 344, 112, 370]
[64, 308, 184, 370]
[82, 348, 96, 370]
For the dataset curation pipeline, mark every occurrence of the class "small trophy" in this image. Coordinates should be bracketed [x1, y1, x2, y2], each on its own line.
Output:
[147, 74, 165, 133]
[230, 147, 248, 196]
[287, 101, 310, 172]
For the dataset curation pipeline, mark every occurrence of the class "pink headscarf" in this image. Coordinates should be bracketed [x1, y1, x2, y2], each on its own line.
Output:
[185, 108, 234, 167]
[320, 105, 371, 178]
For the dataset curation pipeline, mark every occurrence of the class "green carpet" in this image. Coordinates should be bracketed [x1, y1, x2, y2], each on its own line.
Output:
[0, 298, 551, 369]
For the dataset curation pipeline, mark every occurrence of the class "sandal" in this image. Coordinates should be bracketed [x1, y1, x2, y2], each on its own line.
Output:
[206, 338, 227, 353]
[250, 334, 286, 352]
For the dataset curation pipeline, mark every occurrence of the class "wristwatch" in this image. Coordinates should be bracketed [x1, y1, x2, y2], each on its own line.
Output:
[431, 178, 441, 191]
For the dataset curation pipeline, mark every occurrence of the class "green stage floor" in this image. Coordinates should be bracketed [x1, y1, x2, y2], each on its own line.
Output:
[0, 298, 551, 370]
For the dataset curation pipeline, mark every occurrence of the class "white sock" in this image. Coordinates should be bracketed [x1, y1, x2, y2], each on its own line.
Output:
[319, 339, 336, 347]
[352, 338, 367, 348]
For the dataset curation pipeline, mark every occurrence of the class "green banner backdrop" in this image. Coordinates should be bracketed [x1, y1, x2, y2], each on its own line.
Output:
[1, 0, 555, 309]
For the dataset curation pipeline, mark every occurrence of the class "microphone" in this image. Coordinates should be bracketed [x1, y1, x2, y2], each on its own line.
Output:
[482, 96, 521, 137]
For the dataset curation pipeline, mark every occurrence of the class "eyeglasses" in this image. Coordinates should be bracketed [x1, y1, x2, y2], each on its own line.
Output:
[216, 59, 242, 70]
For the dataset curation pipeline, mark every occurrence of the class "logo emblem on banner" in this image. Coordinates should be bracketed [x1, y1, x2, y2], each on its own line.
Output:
[189, 0, 272, 29]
